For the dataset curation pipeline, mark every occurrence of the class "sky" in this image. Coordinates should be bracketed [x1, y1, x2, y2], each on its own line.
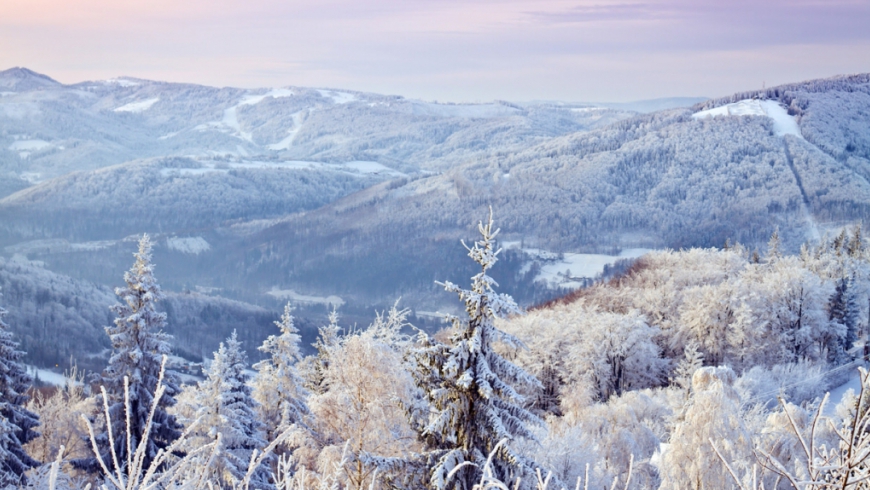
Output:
[1, 0, 869, 102]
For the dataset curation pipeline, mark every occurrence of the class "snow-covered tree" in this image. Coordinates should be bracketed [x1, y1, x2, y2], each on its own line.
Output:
[253, 302, 310, 443]
[301, 310, 341, 396]
[192, 331, 273, 490]
[74, 234, 182, 475]
[657, 366, 753, 490]
[411, 210, 544, 490]
[0, 300, 40, 485]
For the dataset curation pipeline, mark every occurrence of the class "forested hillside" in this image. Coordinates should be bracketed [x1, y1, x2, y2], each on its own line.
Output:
[2, 220, 869, 489]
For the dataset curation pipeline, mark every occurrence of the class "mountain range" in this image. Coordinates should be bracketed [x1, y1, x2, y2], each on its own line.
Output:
[1, 67, 868, 368]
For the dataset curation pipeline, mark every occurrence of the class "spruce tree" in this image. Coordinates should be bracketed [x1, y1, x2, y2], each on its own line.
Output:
[196, 332, 273, 489]
[253, 302, 310, 442]
[74, 234, 182, 474]
[0, 302, 40, 485]
[411, 210, 544, 490]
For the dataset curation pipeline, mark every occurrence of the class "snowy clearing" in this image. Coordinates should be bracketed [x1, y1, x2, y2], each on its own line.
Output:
[158, 159, 406, 179]
[693, 99, 803, 138]
[266, 110, 305, 150]
[522, 247, 651, 289]
[69, 240, 117, 252]
[570, 107, 607, 113]
[408, 101, 520, 118]
[114, 97, 159, 113]
[318, 89, 356, 104]
[266, 288, 345, 307]
[239, 88, 295, 107]
[26, 365, 81, 387]
[8, 139, 51, 151]
[103, 78, 141, 87]
[166, 236, 211, 255]
[823, 363, 868, 416]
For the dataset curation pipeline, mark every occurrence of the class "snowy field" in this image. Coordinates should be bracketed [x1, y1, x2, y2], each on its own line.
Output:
[114, 97, 159, 113]
[266, 288, 345, 307]
[693, 99, 803, 138]
[26, 365, 80, 387]
[503, 243, 652, 289]
[166, 236, 211, 255]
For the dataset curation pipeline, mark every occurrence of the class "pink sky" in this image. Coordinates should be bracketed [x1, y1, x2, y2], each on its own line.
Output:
[2, 0, 869, 102]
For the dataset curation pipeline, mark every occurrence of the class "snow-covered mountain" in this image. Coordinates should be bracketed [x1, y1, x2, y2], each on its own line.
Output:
[2, 69, 870, 364]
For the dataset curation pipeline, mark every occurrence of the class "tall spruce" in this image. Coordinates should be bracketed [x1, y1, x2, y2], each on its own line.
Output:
[253, 302, 310, 442]
[0, 302, 40, 485]
[74, 234, 182, 474]
[196, 332, 274, 489]
[411, 210, 544, 490]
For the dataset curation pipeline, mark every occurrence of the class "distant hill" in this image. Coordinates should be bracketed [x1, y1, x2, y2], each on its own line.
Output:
[2, 69, 869, 364]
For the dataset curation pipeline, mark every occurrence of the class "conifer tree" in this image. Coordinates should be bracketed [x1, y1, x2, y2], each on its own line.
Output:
[304, 310, 341, 396]
[253, 303, 310, 442]
[0, 302, 40, 485]
[74, 234, 182, 474]
[195, 332, 273, 490]
[411, 210, 544, 490]
[766, 227, 781, 263]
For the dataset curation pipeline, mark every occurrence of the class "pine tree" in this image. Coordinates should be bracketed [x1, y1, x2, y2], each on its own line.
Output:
[766, 227, 781, 263]
[0, 302, 40, 485]
[303, 310, 341, 396]
[195, 332, 273, 490]
[829, 275, 861, 362]
[74, 234, 182, 474]
[253, 302, 310, 442]
[411, 210, 544, 490]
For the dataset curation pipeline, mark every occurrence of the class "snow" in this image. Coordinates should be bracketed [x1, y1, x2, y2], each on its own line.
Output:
[69, 240, 117, 252]
[266, 287, 345, 307]
[103, 78, 141, 87]
[341, 160, 406, 176]
[159, 159, 406, 179]
[19, 170, 42, 184]
[267, 110, 305, 151]
[114, 97, 159, 113]
[823, 363, 867, 416]
[239, 88, 295, 107]
[570, 107, 606, 113]
[408, 100, 520, 118]
[8, 139, 51, 151]
[514, 247, 651, 289]
[415, 310, 448, 320]
[0, 92, 14, 97]
[317, 89, 357, 104]
[693, 99, 803, 138]
[26, 365, 81, 387]
[166, 236, 211, 255]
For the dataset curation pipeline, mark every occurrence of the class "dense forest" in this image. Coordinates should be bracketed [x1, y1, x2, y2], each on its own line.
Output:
[0, 212, 866, 489]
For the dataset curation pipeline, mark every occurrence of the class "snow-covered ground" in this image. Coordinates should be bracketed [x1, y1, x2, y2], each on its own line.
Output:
[317, 89, 356, 104]
[693, 99, 803, 138]
[26, 365, 81, 387]
[824, 363, 868, 416]
[158, 159, 406, 179]
[103, 78, 141, 87]
[8, 139, 51, 151]
[166, 236, 211, 255]
[503, 243, 651, 289]
[267, 110, 306, 151]
[114, 97, 159, 113]
[266, 287, 345, 307]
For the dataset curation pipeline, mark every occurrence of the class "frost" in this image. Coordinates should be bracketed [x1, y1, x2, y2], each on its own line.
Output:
[166, 236, 211, 255]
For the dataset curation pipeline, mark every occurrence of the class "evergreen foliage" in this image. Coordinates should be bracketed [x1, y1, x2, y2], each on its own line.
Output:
[411, 210, 544, 490]
[73, 234, 182, 475]
[0, 302, 40, 486]
[193, 331, 273, 490]
[253, 303, 310, 442]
